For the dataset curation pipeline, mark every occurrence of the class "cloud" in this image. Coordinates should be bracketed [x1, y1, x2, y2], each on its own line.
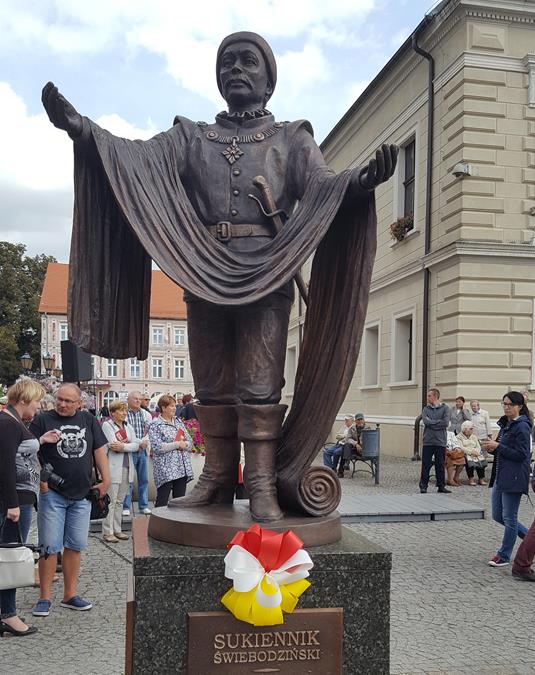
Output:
[0, 0, 377, 112]
[391, 27, 411, 47]
[0, 81, 157, 260]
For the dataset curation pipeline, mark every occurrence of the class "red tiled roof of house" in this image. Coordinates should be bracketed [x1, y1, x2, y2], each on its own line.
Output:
[38, 262, 187, 319]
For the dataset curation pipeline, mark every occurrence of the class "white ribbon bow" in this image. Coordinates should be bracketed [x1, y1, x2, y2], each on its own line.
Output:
[224, 545, 313, 609]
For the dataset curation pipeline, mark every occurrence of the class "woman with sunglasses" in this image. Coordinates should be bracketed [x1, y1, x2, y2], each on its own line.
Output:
[481, 391, 532, 567]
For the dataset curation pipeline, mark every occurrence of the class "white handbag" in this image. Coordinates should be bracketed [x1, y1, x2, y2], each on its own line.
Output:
[0, 544, 35, 590]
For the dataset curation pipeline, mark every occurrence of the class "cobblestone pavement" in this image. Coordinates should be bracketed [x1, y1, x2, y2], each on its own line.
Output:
[3, 456, 535, 674]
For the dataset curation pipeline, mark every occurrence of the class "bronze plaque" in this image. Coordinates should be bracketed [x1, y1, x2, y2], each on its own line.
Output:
[187, 608, 342, 675]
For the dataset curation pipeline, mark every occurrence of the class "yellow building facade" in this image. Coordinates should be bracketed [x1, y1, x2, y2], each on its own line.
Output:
[285, 0, 535, 455]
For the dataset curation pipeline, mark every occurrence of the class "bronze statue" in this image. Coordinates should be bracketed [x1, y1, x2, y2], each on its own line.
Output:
[42, 32, 397, 522]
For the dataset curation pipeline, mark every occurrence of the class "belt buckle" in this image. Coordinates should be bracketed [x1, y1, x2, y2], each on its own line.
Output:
[216, 221, 231, 241]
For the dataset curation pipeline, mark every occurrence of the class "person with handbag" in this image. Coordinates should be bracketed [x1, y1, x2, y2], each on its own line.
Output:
[445, 430, 465, 487]
[148, 395, 194, 507]
[457, 420, 487, 486]
[0, 378, 58, 636]
[29, 383, 109, 617]
[481, 391, 531, 568]
[101, 400, 139, 542]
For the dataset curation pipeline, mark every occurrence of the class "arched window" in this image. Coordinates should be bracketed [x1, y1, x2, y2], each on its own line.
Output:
[103, 391, 119, 406]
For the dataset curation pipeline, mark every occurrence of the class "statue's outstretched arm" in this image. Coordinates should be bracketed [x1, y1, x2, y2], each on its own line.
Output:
[42, 82, 84, 139]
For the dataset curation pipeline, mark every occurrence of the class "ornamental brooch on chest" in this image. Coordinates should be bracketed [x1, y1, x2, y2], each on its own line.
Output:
[197, 120, 287, 165]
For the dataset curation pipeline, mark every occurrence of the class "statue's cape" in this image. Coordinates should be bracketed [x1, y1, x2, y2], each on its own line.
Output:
[70, 119, 377, 514]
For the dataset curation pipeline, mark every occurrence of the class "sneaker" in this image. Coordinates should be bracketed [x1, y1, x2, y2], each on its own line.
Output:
[141, 507, 152, 515]
[122, 509, 131, 517]
[60, 596, 93, 611]
[488, 555, 509, 567]
[32, 599, 51, 617]
[512, 568, 535, 582]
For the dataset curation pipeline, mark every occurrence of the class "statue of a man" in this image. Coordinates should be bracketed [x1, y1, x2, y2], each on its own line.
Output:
[42, 32, 397, 522]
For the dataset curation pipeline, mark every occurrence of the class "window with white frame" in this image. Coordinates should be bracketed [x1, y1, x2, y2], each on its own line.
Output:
[152, 326, 164, 345]
[59, 322, 68, 342]
[362, 322, 380, 387]
[90, 356, 96, 378]
[103, 391, 119, 406]
[107, 358, 118, 377]
[174, 358, 185, 379]
[152, 358, 163, 378]
[174, 327, 185, 346]
[285, 346, 297, 393]
[391, 310, 415, 384]
[130, 358, 140, 378]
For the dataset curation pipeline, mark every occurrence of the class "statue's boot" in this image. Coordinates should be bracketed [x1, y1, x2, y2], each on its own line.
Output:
[238, 403, 286, 522]
[168, 404, 239, 507]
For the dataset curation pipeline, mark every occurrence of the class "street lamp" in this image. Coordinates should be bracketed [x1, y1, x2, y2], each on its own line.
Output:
[20, 352, 33, 372]
[42, 353, 55, 374]
[53, 367, 62, 380]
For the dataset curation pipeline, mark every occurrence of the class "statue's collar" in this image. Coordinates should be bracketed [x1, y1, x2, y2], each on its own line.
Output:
[214, 109, 275, 130]
[217, 108, 272, 122]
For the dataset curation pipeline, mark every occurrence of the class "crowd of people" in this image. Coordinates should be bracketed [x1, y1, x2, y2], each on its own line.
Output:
[0, 380, 198, 636]
[1, 379, 535, 641]
[420, 387, 535, 581]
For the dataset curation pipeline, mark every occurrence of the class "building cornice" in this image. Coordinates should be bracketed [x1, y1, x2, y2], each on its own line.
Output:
[463, 0, 535, 23]
[370, 241, 535, 293]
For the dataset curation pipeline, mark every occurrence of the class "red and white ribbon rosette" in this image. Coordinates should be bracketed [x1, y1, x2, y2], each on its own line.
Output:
[221, 524, 313, 626]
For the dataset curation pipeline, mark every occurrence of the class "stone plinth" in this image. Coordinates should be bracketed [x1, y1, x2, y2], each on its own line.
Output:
[129, 518, 391, 675]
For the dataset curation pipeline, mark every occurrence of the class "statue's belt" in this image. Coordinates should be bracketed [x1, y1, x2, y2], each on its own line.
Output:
[207, 221, 273, 242]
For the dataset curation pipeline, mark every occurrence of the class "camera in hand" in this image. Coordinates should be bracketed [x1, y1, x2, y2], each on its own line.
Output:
[40, 463, 66, 491]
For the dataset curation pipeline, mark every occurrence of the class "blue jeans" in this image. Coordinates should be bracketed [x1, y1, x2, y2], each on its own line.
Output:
[123, 450, 149, 511]
[323, 444, 343, 469]
[38, 489, 91, 554]
[0, 503, 34, 619]
[491, 487, 528, 561]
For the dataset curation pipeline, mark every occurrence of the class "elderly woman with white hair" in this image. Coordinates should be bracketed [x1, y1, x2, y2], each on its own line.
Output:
[457, 419, 487, 486]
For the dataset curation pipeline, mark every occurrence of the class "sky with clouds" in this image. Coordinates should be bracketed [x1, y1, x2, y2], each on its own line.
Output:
[1, 0, 438, 262]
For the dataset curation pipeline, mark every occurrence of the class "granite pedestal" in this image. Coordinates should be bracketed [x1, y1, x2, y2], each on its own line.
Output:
[129, 518, 391, 675]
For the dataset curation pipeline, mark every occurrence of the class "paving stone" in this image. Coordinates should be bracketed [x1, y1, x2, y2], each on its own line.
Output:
[4, 456, 534, 673]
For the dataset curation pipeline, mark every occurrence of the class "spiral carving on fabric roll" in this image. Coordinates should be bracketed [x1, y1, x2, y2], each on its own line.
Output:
[297, 466, 341, 517]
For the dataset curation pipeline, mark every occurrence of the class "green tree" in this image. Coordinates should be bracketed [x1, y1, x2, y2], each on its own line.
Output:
[0, 242, 56, 386]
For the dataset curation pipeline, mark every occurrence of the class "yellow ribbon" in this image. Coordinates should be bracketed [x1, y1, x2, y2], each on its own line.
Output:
[221, 578, 311, 626]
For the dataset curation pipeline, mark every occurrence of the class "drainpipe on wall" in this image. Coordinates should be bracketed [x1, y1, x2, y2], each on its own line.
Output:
[411, 23, 435, 461]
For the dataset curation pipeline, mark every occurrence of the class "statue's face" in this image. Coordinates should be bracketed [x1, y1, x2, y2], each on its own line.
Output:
[219, 41, 271, 108]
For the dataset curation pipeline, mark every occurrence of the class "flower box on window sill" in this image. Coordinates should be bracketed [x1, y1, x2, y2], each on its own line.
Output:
[389, 216, 414, 243]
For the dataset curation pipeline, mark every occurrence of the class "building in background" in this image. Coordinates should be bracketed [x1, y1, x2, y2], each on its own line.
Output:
[39, 262, 193, 408]
[285, 0, 535, 455]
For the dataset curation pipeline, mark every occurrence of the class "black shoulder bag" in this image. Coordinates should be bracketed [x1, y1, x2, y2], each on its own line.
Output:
[86, 452, 110, 521]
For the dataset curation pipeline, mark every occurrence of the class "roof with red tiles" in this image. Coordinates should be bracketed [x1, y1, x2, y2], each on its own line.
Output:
[38, 263, 187, 319]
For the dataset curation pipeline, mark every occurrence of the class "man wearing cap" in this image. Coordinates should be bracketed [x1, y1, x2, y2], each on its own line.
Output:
[323, 415, 354, 470]
[337, 413, 370, 478]
[41, 32, 397, 522]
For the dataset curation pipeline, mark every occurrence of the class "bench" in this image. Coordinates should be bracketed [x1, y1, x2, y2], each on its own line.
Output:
[348, 426, 380, 484]
[324, 425, 380, 484]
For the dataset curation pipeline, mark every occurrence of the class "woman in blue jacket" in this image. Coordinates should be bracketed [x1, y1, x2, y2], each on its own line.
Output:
[482, 391, 532, 567]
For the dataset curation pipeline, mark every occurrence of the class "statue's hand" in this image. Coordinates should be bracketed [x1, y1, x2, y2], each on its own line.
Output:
[357, 144, 399, 191]
[42, 81, 83, 139]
